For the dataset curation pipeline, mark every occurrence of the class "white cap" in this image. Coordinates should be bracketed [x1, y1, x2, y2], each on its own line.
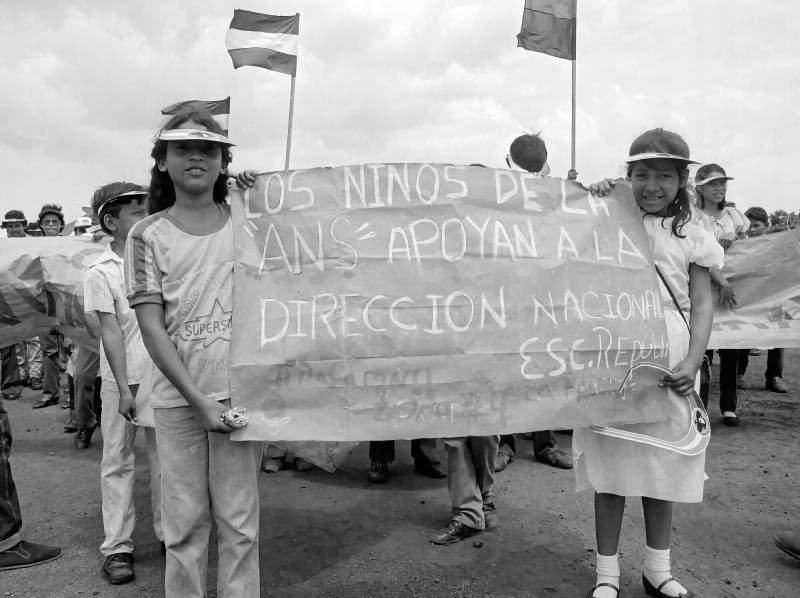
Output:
[157, 128, 234, 146]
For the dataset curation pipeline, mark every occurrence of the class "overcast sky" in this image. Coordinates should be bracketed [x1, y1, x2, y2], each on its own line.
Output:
[2, 1, 798, 226]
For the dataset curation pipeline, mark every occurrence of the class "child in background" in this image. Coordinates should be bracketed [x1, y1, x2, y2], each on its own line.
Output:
[125, 110, 262, 597]
[695, 164, 746, 426]
[33, 204, 66, 409]
[736, 207, 789, 394]
[84, 183, 163, 585]
[580, 129, 722, 598]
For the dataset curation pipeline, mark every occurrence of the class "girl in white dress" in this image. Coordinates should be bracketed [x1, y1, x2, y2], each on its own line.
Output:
[579, 129, 723, 598]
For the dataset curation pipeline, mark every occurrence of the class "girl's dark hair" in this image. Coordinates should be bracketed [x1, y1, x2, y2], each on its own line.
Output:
[148, 109, 233, 214]
[626, 128, 693, 238]
[92, 181, 147, 234]
[695, 163, 728, 210]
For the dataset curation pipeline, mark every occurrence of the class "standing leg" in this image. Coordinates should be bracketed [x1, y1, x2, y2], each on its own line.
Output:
[98, 381, 138, 585]
[429, 437, 483, 544]
[0, 396, 61, 569]
[765, 349, 788, 392]
[0, 346, 22, 401]
[0, 396, 22, 551]
[590, 492, 626, 598]
[35, 333, 60, 408]
[737, 348, 750, 388]
[74, 348, 101, 447]
[26, 338, 42, 388]
[471, 435, 500, 529]
[642, 497, 689, 597]
[154, 406, 211, 598]
[367, 440, 394, 484]
[718, 349, 740, 425]
[143, 426, 163, 545]
[411, 438, 446, 478]
[534, 430, 572, 469]
[208, 423, 262, 598]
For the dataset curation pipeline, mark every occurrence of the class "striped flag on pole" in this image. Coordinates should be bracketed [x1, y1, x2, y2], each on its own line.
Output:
[517, 0, 576, 60]
[226, 10, 299, 75]
[161, 97, 231, 135]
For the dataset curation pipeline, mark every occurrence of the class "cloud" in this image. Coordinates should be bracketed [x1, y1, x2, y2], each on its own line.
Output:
[1, 0, 798, 224]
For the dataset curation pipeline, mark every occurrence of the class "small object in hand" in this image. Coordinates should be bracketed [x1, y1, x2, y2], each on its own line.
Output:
[220, 406, 249, 429]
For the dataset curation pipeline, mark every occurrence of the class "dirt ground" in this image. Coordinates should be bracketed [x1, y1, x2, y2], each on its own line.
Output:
[1, 351, 798, 598]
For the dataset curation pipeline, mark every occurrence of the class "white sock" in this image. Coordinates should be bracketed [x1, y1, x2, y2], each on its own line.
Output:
[593, 552, 620, 598]
[722, 410, 737, 418]
[644, 546, 687, 597]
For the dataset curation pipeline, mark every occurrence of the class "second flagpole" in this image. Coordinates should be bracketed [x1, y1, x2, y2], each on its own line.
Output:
[284, 12, 299, 171]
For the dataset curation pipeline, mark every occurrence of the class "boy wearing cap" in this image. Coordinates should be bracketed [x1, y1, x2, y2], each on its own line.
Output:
[32, 204, 67, 409]
[84, 182, 163, 584]
[737, 207, 789, 394]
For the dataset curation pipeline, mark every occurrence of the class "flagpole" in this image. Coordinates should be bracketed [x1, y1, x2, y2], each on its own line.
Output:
[284, 75, 296, 170]
[569, 0, 577, 177]
[284, 13, 299, 170]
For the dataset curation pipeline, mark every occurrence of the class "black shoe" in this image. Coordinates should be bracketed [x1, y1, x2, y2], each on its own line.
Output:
[63, 416, 78, 433]
[30, 379, 43, 391]
[536, 447, 573, 469]
[74, 427, 95, 449]
[101, 552, 135, 585]
[0, 541, 61, 570]
[483, 502, 501, 530]
[722, 413, 740, 427]
[1, 385, 23, 401]
[642, 573, 693, 597]
[414, 458, 447, 479]
[367, 461, 390, 484]
[32, 396, 59, 409]
[429, 520, 476, 545]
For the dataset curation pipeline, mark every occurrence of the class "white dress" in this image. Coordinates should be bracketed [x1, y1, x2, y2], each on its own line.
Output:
[574, 215, 724, 502]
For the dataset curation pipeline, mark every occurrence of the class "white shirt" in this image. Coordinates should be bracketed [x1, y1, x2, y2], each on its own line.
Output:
[84, 249, 149, 384]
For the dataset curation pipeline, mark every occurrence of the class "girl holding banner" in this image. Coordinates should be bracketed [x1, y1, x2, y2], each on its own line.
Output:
[578, 129, 722, 598]
[125, 110, 262, 597]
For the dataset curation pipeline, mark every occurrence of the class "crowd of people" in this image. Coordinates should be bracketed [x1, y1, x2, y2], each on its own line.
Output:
[0, 111, 797, 598]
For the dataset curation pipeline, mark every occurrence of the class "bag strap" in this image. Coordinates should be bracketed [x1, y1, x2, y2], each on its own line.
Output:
[654, 264, 690, 331]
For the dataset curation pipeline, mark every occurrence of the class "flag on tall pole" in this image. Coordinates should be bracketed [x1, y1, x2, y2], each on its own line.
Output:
[516, 0, 576, 60]
[226, 10, 299, 75]
[517, 0, 578, 177]
[161, 97, 231, 135]
[226, 9, 300, 170]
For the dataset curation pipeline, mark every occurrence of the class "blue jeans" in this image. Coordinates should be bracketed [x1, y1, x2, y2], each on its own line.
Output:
[0, 396, 22, 552]
[154, 403, 262, 598]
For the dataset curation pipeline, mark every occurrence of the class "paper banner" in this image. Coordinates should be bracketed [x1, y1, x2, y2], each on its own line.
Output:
[229, 166, 673, 441]
[0, 236, 104, 351]
[707, 229, 800, 349]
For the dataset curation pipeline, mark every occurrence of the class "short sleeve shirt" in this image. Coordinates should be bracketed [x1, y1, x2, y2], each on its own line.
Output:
[124, 205, 234, 408]
[84, 249, 149, 384]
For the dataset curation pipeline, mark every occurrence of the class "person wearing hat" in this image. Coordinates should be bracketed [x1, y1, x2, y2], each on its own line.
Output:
[73, 216, 93, 236]
[694, 164, 747, 427]
[83, 181, 163, 584]
[1, 211, 29, 401]
[32, 204, 66, 409]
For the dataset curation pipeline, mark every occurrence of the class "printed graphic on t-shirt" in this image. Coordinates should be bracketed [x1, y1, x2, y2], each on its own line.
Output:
[179, 298, 232, 348]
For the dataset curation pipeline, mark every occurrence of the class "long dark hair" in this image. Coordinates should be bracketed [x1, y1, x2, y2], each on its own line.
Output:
[148, 109, 233, 214]
[695, 163, 728, 210]
[626, 128, 693, 239]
